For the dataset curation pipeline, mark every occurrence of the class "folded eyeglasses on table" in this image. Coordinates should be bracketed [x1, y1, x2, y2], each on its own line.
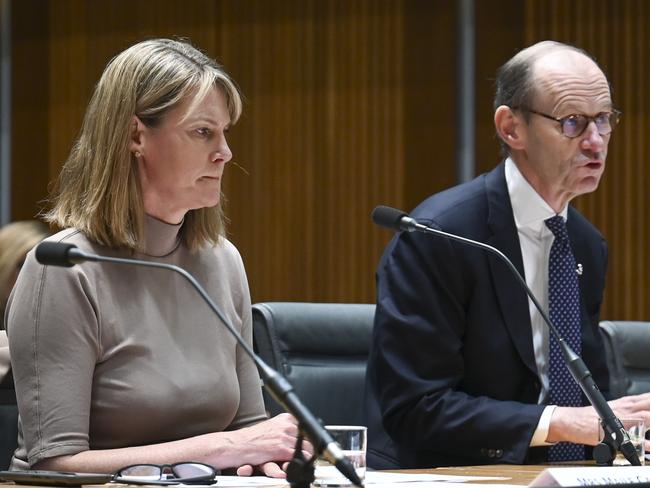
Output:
[0, 463, 218, 487]
[113, 462, 218, 485]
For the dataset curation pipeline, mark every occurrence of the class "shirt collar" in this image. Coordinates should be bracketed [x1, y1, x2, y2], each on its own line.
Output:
[142, 214, 183, 257]
[504, 157, 568, 234]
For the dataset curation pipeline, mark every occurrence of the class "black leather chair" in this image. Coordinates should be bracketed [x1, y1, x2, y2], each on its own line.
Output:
[252, 302, 375, 426]
[0, 371, 18, 470]
[600, 320, 650, 398]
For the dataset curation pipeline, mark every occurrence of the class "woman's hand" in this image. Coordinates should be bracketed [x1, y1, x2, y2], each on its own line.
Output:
[235, 462, 287, 478]
[215, 413, 314, 470]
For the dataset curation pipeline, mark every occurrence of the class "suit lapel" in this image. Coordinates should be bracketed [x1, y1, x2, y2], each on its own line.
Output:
[484, 163, 538, 376]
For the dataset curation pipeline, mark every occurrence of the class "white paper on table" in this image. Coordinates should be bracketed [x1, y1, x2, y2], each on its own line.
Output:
[369, 483, 520, 488]
[365, 471, 511, 483]
[178, 475, 286, 487]
[177, 471, 511, 488]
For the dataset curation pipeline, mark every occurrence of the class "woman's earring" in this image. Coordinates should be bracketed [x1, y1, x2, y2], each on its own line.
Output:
[134, 151, 141, 158]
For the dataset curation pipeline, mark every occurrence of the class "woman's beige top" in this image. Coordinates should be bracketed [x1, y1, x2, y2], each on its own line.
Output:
[6, 216, 266, 469]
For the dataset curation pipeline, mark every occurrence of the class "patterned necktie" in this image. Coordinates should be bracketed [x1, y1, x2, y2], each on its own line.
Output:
[545, 215, 585, 461]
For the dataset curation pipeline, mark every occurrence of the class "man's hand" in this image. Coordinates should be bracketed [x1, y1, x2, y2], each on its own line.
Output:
[547, 392, 650, 452]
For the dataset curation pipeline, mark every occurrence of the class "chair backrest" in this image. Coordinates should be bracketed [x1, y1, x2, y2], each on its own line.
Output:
[252, 302, 375, 426]
[599, 321, 650, 398]
[0, 371, 18, 470]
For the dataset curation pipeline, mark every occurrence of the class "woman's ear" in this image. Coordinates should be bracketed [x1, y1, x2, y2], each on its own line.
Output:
[129, 116, 146, 156]
[494, 105, 525, 151]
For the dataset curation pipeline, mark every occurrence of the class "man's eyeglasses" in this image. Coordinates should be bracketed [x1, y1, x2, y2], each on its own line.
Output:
[515, 107, 622, 139]
[113, 462, 218, 485]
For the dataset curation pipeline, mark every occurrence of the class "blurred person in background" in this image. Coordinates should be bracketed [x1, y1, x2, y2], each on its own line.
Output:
[0, 220, 48, 384]
[0, 220, 49, 325]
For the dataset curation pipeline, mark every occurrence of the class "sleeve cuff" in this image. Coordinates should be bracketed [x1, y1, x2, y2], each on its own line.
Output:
[530, 405, 557, 446]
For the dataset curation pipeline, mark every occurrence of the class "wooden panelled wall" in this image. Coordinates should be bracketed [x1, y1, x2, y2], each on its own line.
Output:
[7, 1, 649, 319]
[522, 0, 650, 320]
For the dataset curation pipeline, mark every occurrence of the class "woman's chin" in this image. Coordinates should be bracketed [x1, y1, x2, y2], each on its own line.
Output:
[190, 197, 221, 211]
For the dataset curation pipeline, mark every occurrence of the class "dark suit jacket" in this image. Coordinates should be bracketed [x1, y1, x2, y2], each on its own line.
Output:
[364, 162, 610, 468]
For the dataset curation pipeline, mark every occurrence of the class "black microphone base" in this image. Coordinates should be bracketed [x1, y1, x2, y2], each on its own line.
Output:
[593, 443, 643, 466]
[286, 458, 315, 488]
[593, 420, 643, 467]
[593, 441, 615, 466]
[286, 430, 316, 488]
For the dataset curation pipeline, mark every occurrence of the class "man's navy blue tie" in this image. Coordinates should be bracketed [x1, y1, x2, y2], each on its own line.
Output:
[545, 215, 586, 461]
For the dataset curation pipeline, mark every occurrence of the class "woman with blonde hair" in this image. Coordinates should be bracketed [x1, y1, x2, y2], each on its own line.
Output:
[6, 39, 300, 477]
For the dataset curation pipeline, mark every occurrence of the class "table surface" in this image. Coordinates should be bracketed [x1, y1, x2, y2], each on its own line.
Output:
[0, 464, 556, 488]
[413, 464, 547, 485]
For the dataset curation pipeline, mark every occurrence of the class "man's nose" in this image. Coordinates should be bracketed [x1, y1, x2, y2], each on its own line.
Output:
[581, 121, 605, 153]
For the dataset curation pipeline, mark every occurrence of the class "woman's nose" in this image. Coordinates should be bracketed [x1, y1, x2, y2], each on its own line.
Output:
[211, 142, 232, 164]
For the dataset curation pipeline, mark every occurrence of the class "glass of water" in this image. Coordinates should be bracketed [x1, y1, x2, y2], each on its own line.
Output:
[313, 425, 367, 486]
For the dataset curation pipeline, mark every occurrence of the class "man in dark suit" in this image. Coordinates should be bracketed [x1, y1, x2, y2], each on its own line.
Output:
[364, 40, 650, 468]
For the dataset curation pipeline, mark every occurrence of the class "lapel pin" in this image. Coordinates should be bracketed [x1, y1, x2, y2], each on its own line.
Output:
[576, 263, 583, 276]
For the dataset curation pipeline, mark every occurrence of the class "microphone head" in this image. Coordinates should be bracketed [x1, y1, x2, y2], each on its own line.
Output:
[371, 205, 410, 232]
[35, 242, 79, 267]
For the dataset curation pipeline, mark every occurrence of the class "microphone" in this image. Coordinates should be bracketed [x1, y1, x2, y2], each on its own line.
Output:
[371, 205, 640, 467]
[36, 242, 89, 267]
[35, 241, 363, 486]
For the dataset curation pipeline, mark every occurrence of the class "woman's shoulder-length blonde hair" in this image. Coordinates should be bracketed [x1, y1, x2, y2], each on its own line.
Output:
[45, 38, 242, 252]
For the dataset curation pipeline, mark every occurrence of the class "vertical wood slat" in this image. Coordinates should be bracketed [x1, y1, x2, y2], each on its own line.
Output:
[636, 0, 648, 317]
[10, 0, 51, 220]
[217, 0, 409, 303]
[524, 0, 650, 320]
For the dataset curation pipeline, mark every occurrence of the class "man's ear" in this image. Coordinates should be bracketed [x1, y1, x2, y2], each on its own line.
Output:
[494, 105, 525, 151]
[128, 116, 147, 155]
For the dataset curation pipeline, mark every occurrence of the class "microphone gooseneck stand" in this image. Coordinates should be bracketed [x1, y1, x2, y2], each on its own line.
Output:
[371, 205, 640, 467]
[35, 242, 362, 488]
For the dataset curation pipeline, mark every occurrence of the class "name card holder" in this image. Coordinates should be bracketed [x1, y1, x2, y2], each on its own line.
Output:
[531, 467, 650, 487]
